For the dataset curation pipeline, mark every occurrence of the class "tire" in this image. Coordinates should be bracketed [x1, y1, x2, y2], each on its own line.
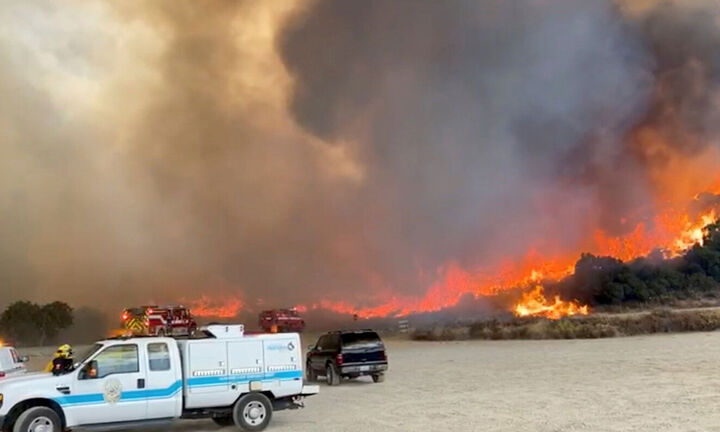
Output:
[233, 393, 273, 431]
[326, 363, 340, 386]
[13, 406, 62, 432]
[211, 415, 234, 427]
[372, 373, 385, 383]
[306, 362, 317, 382]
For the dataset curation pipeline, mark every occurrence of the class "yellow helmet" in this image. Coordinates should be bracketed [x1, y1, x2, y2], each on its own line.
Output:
[56, 344, 72, 359]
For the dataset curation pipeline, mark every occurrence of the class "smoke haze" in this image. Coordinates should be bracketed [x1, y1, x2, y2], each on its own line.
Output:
[1, 0, 720, 317]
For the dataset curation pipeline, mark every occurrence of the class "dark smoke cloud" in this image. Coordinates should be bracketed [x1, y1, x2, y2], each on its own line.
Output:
[279, 0, 655, 257]
[626, 1, 720, 157]
[1, 0, 720, 315]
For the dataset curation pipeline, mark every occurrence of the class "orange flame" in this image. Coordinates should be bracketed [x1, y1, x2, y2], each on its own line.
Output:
[671, 210, 717, 254]
[311, 206, 718, 319]
[176, 204, 718, 320]
[513, 285, 589, 320]
[184, 295, 244, 318]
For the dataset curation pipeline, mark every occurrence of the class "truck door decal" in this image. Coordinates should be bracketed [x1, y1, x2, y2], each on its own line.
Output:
[102, 378, 123, 404]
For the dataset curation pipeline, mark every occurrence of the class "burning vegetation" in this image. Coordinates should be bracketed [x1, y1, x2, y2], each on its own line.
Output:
[514, 286, 589, 320]
[509, 209, 720, 320]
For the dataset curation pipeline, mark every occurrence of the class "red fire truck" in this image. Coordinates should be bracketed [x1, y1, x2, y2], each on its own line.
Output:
[259, 308, 306, 333]
[121, 305, 198, 337]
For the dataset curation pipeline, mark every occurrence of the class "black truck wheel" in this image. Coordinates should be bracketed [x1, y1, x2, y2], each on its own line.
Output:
[306, 361, 317, 382]
[326, 363, 341, 386]
[13, 406, 62, 432]
[372, 373, 385, 383]
[233, 393, 273, 431]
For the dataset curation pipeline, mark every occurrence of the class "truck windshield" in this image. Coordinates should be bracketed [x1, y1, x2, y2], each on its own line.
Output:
[76, 343, 103, 365]
[341, 332, 383, 350]
[126, 308, 146, 316]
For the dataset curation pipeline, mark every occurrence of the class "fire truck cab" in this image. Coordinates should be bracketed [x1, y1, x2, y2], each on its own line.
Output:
[122, 306, 198, 337]
[259, 309, 306, 333]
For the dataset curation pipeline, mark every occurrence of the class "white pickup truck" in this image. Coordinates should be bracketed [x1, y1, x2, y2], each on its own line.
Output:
[0, 347, 28, 379]
[0, 325, 318, 432]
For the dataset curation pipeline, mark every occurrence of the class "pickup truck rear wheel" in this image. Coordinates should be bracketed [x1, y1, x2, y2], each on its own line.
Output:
[372, 373, 385, 383]
[326, 363, 340, 386]
[13, 406, 61, 432]
[233, 393, 273, 431]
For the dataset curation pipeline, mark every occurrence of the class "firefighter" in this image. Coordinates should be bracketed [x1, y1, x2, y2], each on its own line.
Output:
[45, 344, 74, 375]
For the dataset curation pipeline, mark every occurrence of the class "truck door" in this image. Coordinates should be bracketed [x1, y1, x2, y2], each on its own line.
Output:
[145, 341, 182, 419]
[310, 335, 332, 371]
[67, 343, 147, 425]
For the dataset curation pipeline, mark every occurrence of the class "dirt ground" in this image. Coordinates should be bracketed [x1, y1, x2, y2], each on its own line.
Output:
[21, 332, 720, 431]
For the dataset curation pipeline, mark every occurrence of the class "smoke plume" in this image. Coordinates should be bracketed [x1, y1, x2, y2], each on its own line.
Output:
[1, 0, 720, 317]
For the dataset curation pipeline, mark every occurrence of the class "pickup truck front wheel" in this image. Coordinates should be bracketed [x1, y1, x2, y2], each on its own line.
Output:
[233, 393, 273, 431]
[13, 406, 61, 432]
[306, 362, 317, 382]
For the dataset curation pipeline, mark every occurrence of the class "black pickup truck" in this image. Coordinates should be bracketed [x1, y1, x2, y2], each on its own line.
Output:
[306, 330, 388, 386]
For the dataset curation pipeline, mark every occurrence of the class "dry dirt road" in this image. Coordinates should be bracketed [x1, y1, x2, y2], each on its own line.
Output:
[24, 332, 720, 431]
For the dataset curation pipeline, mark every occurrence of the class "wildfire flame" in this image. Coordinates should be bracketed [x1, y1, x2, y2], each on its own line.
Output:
[312, 207, 719, 320]
[513, 286, 589, 320]
[179, 206, 719, 320]
[671, 210, 717, 254]
[184, 295, 244, 318]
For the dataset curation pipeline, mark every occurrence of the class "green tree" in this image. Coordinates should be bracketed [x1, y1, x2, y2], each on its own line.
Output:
[0, 301, 74, 346]
[40, 301, 74, 345]
[0, 301, 42, 346]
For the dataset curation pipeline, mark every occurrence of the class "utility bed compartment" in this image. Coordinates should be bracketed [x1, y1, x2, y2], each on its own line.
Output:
[178, 331, 303, 409]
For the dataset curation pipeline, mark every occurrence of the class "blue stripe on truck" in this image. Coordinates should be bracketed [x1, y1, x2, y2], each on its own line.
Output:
[53, 370, 303, 406]
[188, 370, 303, 388]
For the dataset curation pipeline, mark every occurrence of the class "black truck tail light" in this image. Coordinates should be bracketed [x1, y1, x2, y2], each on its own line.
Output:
[336, 353, 344, 366]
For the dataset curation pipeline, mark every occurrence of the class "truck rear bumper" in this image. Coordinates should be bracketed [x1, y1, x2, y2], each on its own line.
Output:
[272, 386, 319, 411]
[301, 384, 319, 396]
[341, 364, 388, 375]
